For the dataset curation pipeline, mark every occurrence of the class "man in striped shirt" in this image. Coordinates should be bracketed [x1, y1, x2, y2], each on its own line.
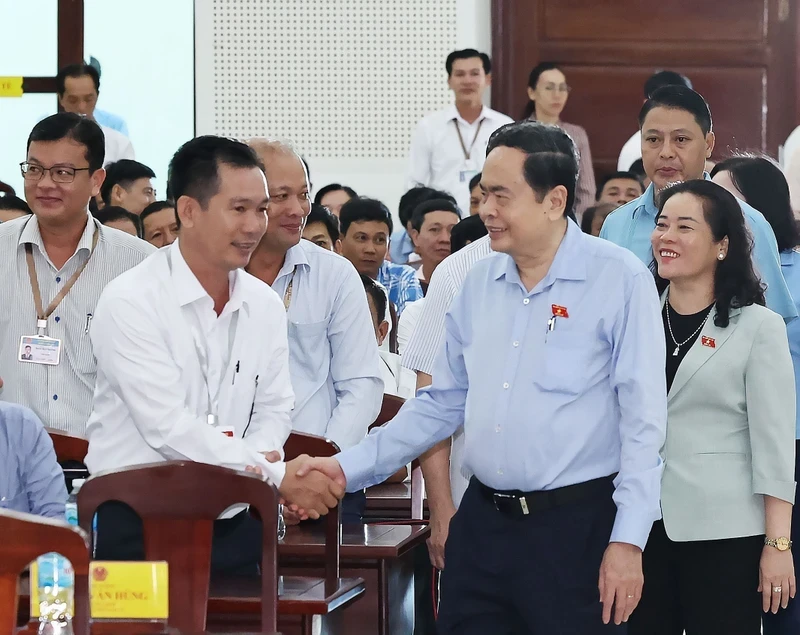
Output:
[401, 232, 492, 569]
[0, 113, 154, 437]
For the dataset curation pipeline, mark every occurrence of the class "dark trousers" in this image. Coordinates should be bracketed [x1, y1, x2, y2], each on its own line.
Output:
[436, 477, 625, 635]
[762, 439, 800, 635]
[94, 502, 264, 576]
[628, 519, 763, 635]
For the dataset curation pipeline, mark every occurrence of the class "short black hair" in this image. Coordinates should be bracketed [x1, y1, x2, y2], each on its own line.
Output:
[94, 206, 143, 238]
[628, 158, 646, 177]
[27, 113, 105, 172]
[101, 159, 156, 205]
[468, 172, 483, 192]
[0, 194, 32, 214]
[522, 62, 563, 119]
[711, 154, 800, 253]
[580, 203, 617, 234]
[486, 121, 579, 218]
[410, 198, 461, 232]
[360, 273, 387, 323]
[638, 85, 713, 136]
[339, 197, 393, 236]
[168, 136, 264, 228]
[643, 70, 692, 99]
[595, 171, 644, 201]
[313, 183, 358, 206]
[140, 200, 175, 224]
[450, 215, 487, 252]
[306, 203, 340, 243]
[398, 186, 457, 228]
[56, 63, 100, 96]
[446, 49, 491, 76]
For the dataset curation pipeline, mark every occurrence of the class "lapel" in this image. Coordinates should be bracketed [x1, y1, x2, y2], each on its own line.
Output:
[662, 291, 741, 403]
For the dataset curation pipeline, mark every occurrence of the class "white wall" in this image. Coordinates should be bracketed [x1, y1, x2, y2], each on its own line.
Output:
[0, 0, 194, 197]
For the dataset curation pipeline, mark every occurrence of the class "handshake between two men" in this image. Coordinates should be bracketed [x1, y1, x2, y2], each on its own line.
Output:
[248, 452, 348, 521]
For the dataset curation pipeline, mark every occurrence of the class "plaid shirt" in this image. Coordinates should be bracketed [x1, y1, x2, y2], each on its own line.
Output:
[377, 261, 423, 316]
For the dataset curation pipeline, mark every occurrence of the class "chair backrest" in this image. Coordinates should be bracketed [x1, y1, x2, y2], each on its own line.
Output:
[0, 509, 90, 635]
[45, 429, 89, 464]
[77, 461, 279, 633]
[370, 394, 424, 520]
[283, 432, 342, 593]
[388, 301, 399, 354]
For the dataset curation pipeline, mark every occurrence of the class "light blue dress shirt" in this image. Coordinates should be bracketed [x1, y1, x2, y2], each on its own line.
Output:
[0, 402, 67, 519]
[389, 228, 415, 264]
[600, 178, 797, 322]
[271, 240, 383, 450]
[94, 109, 130, 137]
[338, 221, 668, 549]
[781, 249, 800, 439]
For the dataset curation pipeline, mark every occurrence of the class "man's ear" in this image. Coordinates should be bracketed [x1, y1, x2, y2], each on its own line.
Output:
[377, 320, 390, 346]
[333, 239, 343, 254]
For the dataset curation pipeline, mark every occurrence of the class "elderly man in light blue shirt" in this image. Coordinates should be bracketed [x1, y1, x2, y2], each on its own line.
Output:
[290, 121, 667, 633]
[0, 394, 67, 520]
[600, 85, 797, 322]
[245, 139, 383, 523]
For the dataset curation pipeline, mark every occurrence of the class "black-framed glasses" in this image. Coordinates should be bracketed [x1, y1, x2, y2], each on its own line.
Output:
[20, 162, 91, 184]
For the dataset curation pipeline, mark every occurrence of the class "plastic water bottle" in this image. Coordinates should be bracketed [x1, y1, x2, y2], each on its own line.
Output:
[37, 479, 83, 634]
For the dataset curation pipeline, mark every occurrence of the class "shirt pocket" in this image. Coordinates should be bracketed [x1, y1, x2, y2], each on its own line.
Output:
[287, 320, 330, 383]
[533, 331, 599, 396]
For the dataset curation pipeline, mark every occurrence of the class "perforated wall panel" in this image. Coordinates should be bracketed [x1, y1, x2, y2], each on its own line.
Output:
[197, 0, 458, 159]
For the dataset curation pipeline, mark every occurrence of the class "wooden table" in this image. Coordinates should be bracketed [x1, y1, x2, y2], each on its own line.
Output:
[365, 483, 429, 521]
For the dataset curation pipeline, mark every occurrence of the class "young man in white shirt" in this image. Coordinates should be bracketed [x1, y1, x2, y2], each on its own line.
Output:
[406, 49, 513, 214]
[86, 136, 343, 571]
[56, 64, 135, 165]
[245, 139, 383, 523]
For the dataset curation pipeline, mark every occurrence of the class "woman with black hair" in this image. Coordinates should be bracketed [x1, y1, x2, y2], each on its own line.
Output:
[711, 155, 800, 633]
[629, 180, 796, 635]
[522, 62, 596, 218]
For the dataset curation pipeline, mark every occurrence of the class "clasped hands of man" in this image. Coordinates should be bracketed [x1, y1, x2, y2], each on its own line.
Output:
[246, 452, 347, 522]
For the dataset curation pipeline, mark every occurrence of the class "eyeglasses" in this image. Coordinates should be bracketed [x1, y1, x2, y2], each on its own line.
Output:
[542, 83, 572, 94]
[20, 162, 91, 184]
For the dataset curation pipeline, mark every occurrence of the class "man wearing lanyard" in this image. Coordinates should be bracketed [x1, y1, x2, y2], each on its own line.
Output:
[406, 48, 513, 214]
[245, 139, 383, 523]
[295, 121, 668, 632]
[85, 136, 344, 570]
[0, 113, 154, 436]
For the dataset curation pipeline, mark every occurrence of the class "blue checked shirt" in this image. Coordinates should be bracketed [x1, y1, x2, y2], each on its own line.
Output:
[377, 260, 424, 316]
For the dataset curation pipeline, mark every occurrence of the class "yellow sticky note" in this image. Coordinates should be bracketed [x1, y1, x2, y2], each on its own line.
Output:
[0, 77, 23, 97]
[89, 561, 169, 619]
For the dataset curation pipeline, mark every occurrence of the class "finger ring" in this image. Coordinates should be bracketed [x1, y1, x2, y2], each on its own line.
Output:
[774, 586, 783, 593]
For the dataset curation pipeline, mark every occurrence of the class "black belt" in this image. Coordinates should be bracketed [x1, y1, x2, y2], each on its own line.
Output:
[475, 474, 616, 518]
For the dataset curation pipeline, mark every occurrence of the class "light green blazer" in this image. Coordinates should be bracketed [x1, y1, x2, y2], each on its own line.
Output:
[661, 295, 796, 542]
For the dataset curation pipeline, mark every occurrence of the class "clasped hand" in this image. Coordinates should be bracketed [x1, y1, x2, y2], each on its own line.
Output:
[247, 452, 348, 521]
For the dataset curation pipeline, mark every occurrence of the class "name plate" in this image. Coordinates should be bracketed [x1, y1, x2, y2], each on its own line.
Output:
[0, 77, 23, 97]
[31, 561, 169, 619]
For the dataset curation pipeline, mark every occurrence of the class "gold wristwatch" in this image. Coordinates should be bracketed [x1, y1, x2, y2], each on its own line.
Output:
[765, 536, 793, 551]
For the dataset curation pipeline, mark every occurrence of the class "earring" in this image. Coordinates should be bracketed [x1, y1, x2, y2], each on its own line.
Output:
[717, 253, 725, 260]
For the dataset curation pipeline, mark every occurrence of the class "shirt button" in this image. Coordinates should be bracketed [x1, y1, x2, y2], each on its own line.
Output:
[52, 395, 58, 401]
[523, 298, 530, 305]
[55, 276, 61, 283]
[496, 426, 501, 433]
[54, 316, 60, 323]
[513, 341, 519, 347]
[497, 468, 503, 475]
[503, 382, 509, 389]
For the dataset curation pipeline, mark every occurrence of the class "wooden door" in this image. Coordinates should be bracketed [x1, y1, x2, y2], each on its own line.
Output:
[491, 0, 799, 179]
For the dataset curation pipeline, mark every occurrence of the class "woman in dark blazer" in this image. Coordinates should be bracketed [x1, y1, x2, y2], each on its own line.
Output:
[629, 180, 796, 635]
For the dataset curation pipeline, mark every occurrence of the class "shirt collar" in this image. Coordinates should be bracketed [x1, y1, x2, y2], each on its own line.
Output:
[18, 212, 98, 254]
[492, 219, 588, 289]
[643, 172, 714, 218]
[169, 240, 246, 315]
[276, 240, 311, 281]
[446, 103, 488, 126]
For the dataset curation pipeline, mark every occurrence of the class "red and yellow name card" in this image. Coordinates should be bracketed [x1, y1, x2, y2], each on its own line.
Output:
[31, 561, 168, 619]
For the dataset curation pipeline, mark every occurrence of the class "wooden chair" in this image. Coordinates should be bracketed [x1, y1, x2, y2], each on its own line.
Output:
[0, 509, 90, 635]
[208, 432, 366, 634]
[388, 302, 399, 354]
[76, 461, 280, 633]
[45, 428, 90, 491]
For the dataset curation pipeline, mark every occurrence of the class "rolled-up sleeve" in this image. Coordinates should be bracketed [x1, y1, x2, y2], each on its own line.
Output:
[746, 311, 797, 503]
[608, 270, 668, 549]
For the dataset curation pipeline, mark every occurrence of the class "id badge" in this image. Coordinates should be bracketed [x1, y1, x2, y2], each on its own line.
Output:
[18, 335, 61, 366]
[459, 162, 479, 183]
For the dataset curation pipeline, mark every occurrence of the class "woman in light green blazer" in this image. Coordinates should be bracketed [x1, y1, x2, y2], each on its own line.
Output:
[629, 180, 796, 635]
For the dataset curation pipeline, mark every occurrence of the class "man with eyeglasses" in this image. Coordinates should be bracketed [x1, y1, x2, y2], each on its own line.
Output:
[0, 113, 154, 437]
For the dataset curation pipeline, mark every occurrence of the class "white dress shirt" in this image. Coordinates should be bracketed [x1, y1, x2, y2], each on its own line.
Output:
[101, 124, 135, 166]
[379, 350, 416, 400]
[401, 235, 494, 506]
[85, 241, 294, 488]
[406, 104, 513, 214]
[617, 130, 641, 171]
[397, 298, 425, 356]
[0, 214, 154, 435]
[270, 240, 383, 450]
